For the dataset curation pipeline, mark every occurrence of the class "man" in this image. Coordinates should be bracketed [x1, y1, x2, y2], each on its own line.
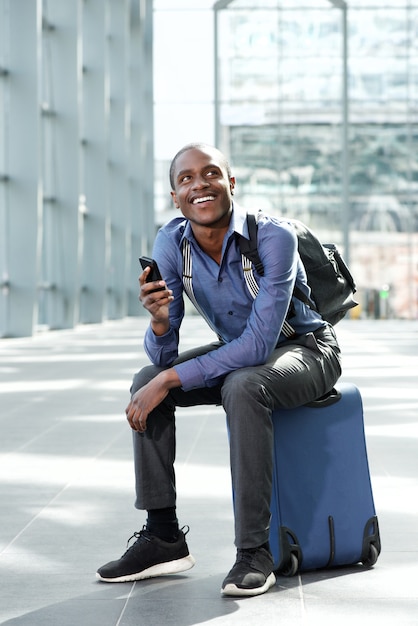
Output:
[96, 143, 341, 596]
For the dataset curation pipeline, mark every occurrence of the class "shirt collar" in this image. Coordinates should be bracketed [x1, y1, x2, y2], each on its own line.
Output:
[231, 202, 249, 239]
[179, 202, 249, 247]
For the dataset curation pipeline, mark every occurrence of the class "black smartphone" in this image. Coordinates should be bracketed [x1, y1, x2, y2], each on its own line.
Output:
[139, 256, 164, 292]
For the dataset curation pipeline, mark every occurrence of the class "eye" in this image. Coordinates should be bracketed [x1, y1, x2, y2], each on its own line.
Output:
[206, 169, 220, 178]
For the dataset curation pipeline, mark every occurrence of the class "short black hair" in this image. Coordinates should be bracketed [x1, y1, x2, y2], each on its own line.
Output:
[169, 143, 232, 190]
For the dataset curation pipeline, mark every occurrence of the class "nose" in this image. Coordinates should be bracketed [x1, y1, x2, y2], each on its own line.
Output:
[192, 174, 210, 190]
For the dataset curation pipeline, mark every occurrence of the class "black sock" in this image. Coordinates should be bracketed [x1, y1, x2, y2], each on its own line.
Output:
[146, 507, 179, 542]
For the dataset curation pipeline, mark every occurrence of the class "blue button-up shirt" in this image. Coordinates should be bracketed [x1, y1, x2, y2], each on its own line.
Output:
[144, 203, 325, 391]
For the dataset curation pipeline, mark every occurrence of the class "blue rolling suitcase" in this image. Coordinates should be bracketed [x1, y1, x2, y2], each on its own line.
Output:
[269, 382, 381, 576]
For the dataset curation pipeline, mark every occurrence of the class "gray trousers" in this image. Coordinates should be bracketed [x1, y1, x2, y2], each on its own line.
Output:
[131, 324, 341, 549]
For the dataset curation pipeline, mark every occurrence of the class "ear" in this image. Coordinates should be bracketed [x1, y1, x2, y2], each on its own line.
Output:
[171, 190, 180, 209]
[230, 176, 236, 196]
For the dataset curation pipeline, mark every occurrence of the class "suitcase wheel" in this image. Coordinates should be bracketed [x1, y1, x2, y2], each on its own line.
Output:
[281, 552, 299, 577]
[362, 542, 379, 568]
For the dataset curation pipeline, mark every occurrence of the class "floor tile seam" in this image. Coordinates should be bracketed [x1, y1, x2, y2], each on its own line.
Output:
[1, 419, 62, 457]
[296, 573, 306, 617]
[1, 415, 126, 468]
[0, 427, 127, 555]
[0, 481, 71, 555]
[178, 410, 212, 468]
[115, 581, 137, 626]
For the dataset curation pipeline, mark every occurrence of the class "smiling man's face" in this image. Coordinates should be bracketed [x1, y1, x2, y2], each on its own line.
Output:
[170, 146, 235, 230]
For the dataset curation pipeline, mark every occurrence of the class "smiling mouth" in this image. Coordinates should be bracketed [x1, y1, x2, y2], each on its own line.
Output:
[192, 195, 215, 205]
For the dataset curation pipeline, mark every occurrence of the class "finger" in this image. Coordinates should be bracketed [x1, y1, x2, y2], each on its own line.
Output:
[143, 281, 167, 296]
[139, 266, 151, 286]
[126, 406, 139, 431]
[126, 413, 135, 431]
[128, 407, 147, 433]
[132, 415, 144, 433]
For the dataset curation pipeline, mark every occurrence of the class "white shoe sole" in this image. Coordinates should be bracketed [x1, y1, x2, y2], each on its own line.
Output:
[221, 571, 276, 597]
[96, 554, 195, 583]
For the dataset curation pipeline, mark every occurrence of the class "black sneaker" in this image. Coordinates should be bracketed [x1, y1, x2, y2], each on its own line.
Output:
[221, 546, 276, 597]
[96, 526, 195, 583]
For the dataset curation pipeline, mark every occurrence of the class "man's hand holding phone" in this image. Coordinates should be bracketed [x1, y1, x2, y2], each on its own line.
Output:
[139, 256, 165, 292]
[139, 256, 173, 334]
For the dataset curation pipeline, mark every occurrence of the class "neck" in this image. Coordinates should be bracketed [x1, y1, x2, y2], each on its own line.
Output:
[191, 224, 229, 265]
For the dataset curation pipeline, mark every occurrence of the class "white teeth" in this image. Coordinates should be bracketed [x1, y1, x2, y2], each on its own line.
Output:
[193, 196, 215, 204]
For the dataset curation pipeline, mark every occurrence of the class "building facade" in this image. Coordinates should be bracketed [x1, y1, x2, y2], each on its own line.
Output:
[214, 0, 418, 318]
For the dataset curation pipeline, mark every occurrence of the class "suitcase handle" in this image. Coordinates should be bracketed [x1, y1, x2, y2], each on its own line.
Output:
[305, 387, 342, 408]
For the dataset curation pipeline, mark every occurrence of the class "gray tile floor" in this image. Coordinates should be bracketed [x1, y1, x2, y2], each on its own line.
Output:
[1, 316, 417, 625]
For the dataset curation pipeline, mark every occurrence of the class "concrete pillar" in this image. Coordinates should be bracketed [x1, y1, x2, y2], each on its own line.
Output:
[78, 0, 107, 324]
[0, 0, 154, 336]
[0, 0, 40, 337]
[127, 0, 155, 315]
[37, 0, 80, 330]
[104, 0, 129, 320]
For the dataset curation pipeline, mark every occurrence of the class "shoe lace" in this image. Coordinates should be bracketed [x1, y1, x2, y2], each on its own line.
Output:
[122, 524, 191, 557]
[122, 527, 151, 556]
[236, 548, 258, 565]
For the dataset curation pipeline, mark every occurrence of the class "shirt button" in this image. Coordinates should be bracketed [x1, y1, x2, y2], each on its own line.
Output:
[218, 277, 223, 282]
[228, 311, 233, 316]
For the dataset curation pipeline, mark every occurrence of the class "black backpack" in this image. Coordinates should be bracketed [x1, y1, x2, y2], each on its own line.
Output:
[238, 213, 358, 327]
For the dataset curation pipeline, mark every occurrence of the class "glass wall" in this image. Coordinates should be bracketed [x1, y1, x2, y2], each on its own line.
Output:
[215, 0, 418, 319]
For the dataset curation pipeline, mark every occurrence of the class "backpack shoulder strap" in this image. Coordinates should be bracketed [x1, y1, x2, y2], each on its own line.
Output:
[237, 212, 265, 276]
[293, 284, 317, 312]
[238, 213, 298, 339]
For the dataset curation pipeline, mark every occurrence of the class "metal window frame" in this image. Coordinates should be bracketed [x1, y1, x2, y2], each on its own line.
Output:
[213, 0, 350, 262]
